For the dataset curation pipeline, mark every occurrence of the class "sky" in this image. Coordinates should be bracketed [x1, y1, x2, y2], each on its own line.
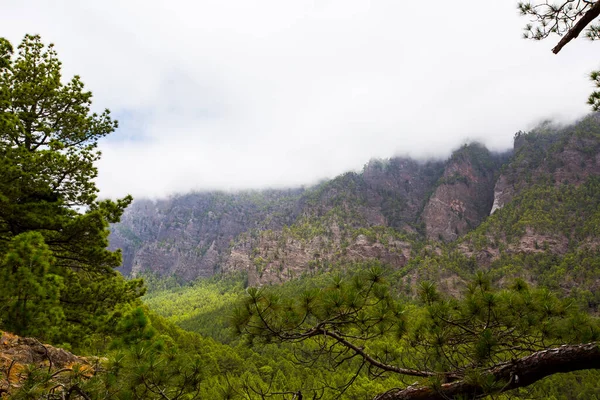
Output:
[3, 0, 599, 198]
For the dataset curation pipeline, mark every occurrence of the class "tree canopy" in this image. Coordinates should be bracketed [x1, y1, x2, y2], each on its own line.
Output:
[0, 34, 143, 346]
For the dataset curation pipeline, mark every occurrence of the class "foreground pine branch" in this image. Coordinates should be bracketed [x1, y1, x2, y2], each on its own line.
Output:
[374, 342, 600, 400]
[235, 268, 600, 399]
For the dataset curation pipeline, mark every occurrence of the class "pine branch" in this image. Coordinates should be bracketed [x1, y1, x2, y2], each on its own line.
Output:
[374, 342, 600, 400]
[553, 0, 600, 53]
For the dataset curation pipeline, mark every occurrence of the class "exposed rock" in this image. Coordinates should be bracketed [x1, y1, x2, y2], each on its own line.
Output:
[457, 227, 569, 269]
[346, 234, 408, 266]
[222, 222, 411, 286]
[110, 157, 444, 281]
[361, 158, 445, 229]
[110, 190, 303, 280]
[422, 144, 504, 241]
[510, 227, 570, 255]
[0, 332, 85, 368]
[0, 331, 95, 397]
[490, 175, 513, 215]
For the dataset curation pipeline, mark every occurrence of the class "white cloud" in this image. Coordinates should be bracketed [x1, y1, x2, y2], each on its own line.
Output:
[2, 0, 597, 198]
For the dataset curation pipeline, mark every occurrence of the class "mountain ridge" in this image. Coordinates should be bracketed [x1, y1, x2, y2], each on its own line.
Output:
[109, 114, 600, 286]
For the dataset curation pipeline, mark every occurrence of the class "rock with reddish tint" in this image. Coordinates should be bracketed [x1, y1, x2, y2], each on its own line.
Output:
[422, 144, 505, 241]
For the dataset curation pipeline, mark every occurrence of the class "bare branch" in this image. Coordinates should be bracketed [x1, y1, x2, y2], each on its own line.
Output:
[553, 0, 600, 52]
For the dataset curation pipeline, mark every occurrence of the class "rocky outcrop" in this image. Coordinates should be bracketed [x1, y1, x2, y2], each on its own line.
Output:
[0, 331, 95, 397]
[0, 332, 87, 368]
[457, 226, 570, 269]
[422, 144, 504, 241]
[361, 158, 445, 230]
[491, 115, 600, 213]
[222, 221, 410, 286]
[490, 175, 513, 215]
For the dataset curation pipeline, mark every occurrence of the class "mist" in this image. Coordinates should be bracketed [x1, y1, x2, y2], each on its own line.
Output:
[2, 0, 596, 198]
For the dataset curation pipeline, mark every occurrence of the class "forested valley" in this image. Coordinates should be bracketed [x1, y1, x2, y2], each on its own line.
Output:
[2, 15, 600, 400]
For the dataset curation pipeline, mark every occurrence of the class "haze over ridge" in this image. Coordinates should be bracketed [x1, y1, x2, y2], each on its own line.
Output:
[2, 0, 596, 198]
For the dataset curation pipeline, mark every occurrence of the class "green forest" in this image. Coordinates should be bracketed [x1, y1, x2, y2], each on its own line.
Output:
[2, 21, 600, 400]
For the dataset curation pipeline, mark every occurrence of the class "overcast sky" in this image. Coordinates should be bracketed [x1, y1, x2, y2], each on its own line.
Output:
[3, 1, 598, 198]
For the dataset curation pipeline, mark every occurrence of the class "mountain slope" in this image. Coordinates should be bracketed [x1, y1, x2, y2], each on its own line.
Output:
[110, 189, 303, 279]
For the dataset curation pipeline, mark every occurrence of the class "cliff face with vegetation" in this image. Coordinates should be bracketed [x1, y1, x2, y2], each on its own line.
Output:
[110, 115, 600, 284]
[221, 159, 445, 285]
[109, 157, 448, 281]
[109, 190, 303, 279]
[422, 144, 507, 241]
[491, 117, 600, 214]
[463, 115, 600, 255]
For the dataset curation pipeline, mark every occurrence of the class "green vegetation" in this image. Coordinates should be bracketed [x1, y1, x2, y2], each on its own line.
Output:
[234, 267, 600, 399]
[139, 264, 600, 399]
[143, 274, 245, 342]
[466, 176, 600, 248]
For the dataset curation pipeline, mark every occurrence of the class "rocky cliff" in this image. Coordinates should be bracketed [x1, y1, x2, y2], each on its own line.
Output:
[110, 189, 303, 279]
[223, 222, 412, 286]
[110, 157, 448, 281]
[456, 115, 600, 270]
[422, 144, 506, 241]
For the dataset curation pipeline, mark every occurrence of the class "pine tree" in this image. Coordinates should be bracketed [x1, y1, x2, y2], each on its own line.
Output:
[0, 35, 144, 346]
[0, 232, 64, 340]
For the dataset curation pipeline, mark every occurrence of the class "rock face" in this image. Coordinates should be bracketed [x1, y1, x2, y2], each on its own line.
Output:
[490, 174, 512, 215]
[295, 158, 446, 230]
[0, 331, 86, 368]
[422, 144, 505, 241]
[359, 158, 445, 230]
[107, 149, 501, 281]
[110, 190, 303, 279]
[456, 115, 600, 268]
[223, 222, 411, 287]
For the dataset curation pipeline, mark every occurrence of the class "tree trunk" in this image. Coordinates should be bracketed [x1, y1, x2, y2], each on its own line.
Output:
[374, 342, 600, 400]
